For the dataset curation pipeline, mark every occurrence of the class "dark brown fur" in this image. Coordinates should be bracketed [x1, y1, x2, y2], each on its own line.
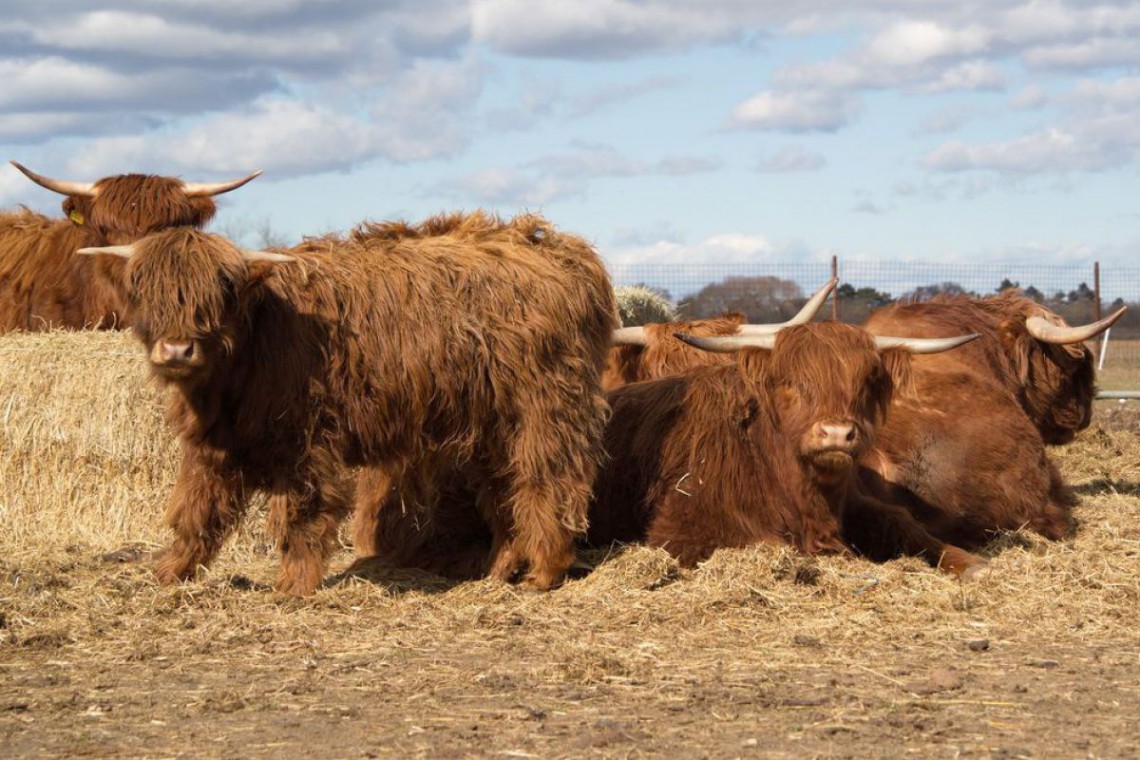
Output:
[602, 314, 744, 391]
[863, 291, 1097, 445]
[589, 323, 984, 575]
[0, 175, 218, 331]
[106, 212, 617, 594]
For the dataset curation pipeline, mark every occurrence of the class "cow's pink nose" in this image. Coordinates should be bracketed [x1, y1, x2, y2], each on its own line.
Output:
[813, 421, 858, 449]
[159, 341, 194, 363]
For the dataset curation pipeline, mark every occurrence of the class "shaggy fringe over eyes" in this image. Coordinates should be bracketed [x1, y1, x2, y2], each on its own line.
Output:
[767, 324, 883, 407]
[126, 229, 247, 340]
[65, 175, 218, 239]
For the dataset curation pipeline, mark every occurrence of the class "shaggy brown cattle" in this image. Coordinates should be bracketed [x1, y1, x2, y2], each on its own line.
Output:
[603, 278, 837, 391]
[587, 323, 987, 576]
[79, 212, 617, 594]
[0, 161, 259, 331]
[863, 291, 1124, 445]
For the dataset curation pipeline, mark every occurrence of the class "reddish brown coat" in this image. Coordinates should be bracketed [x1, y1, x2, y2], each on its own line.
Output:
[588, 323, 983, 575]
[96, 212, 617, 594]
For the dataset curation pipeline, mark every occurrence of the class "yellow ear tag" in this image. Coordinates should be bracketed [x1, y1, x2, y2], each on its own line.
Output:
[69, 209, 86, 226]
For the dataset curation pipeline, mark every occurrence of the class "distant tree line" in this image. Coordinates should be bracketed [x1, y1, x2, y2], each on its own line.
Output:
[673, 275, 1140, 337]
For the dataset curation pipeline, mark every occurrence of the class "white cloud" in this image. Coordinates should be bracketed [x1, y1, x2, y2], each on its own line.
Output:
[754, 146, 826, 172]
[915, 106, 972, 136]
[472, 0, 745, 59]
[923, 129, 1119, 173]
[729, 89, 861, 132]
[430, 168, 581, 207]
[1010, 83, 1048, 109]
[369, 53, 483, 162]
[864, 20, 990, 67]
[527, 143, 719, 178]
[9, 11, 347, 64]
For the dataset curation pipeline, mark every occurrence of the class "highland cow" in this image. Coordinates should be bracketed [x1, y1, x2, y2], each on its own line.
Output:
[603, 278, 837, 391]
[864, 291, 1124, 445]
[79, 212, 618, 594]
[0, 161, 259, 331]
[587, 322, 987, 577]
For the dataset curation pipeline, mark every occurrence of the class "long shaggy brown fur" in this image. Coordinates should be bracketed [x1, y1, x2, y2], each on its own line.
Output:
[0, 174, 218, 331]
[589, 323, 984, 576]
[603, 314, 745, 391]
[863, 291, 1097, 445]
[112, 211, 617, 595]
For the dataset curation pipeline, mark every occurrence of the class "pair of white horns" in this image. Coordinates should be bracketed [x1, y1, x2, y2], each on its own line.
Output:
[9, 160, 262, 198]
[613, 277, 839, 346]
[676, 331, 981, 355]
[1025, 307, 1126, 345]
[76, 244, 294, 264]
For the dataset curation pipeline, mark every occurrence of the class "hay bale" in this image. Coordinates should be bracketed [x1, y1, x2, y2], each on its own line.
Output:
[0, 330, 176, 549]
[614, 285, 675, 326]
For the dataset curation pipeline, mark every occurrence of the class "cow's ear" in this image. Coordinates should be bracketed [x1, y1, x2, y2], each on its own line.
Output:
[235, 259, 283, 305]
[879, 347, 914, 401]
[998, 318, 1033, 384]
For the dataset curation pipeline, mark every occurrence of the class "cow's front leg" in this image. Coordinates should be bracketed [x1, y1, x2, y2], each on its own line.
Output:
[268, 452, 352, 596]
[844, 491, 988, 579]
[154, 445, 248, 585]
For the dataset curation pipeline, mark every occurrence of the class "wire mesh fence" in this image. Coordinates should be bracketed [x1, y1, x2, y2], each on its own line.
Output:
[610, 259, 1140, 370]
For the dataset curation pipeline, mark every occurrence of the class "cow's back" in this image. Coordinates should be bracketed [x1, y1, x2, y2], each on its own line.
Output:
[864, 299, 1016, 392]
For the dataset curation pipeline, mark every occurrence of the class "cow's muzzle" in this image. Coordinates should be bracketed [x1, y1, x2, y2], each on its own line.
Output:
[149, 339, 205, 376]
[805, 420, 862, 472]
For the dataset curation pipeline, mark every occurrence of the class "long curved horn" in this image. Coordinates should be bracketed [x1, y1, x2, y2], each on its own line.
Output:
[737, 276, 839, 336]
[77, 244, 135, 260]
[873, 333, 979, 354]
[242, 249, 295, 264]
[1025, 307, 1126, 344]
[612, 326, 649, 346]
[182, 170, 262, 197]
[10, 160, 97, 197]
[673, 332, 776, 353]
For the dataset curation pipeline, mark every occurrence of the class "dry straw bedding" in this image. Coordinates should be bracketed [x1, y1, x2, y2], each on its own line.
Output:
[1, 330, 1139, 758]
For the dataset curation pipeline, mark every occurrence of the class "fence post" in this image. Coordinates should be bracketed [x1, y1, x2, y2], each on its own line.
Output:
[1094, 261, 1110, 371]
[831, 254, 838, 322]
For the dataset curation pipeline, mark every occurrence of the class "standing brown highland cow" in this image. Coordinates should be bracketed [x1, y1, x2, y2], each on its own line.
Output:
[79, 212, 617, 594]
[0, 161, 259, 332]
[588, 323, 988, 577]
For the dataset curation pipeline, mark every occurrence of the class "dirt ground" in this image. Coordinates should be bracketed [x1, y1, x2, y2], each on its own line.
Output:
[1, 330, 1138, 758]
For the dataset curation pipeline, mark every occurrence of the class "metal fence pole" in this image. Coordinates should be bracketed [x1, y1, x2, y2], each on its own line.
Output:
[831, 254, 839, 322]
[1094, 261, 1102, 322]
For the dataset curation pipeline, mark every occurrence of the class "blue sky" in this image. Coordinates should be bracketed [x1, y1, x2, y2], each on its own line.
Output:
[1, 1, 1138, 297]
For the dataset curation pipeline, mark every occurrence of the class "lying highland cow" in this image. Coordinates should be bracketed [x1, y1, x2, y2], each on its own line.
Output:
[79, 212, 617, 594]
[587, 322, 987, 576]
[864, 291, 1124, 445]
[603, 278, 837, 390]
[1, 161, 259, 331]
